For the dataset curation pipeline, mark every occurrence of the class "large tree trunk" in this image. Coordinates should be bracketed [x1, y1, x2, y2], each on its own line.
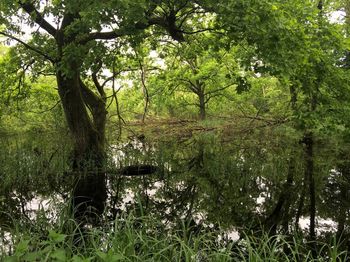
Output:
[56, 68, 107, 224]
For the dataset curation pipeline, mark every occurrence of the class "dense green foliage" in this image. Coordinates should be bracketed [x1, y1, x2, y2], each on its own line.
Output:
[0, 0, 349, 130]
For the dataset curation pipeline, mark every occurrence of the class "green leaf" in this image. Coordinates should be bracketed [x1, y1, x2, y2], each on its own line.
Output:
[48, 230, 66, 243]
[50, 249, 67, 261]
[96, 250, 124, 261]
[271, 4, 278, 11]
[72, 255, 93, 262]
[23, 251, 42, 261]
[14, 240, 30, 256]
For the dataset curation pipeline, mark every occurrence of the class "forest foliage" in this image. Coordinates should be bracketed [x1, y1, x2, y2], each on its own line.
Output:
[0, 0, 348, 136]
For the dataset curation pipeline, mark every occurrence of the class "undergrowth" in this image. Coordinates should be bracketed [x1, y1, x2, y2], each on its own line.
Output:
[1, 211, 347, 262]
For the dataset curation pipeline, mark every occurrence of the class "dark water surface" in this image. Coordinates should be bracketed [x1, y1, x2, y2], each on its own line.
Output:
[1, 128, 349, 248]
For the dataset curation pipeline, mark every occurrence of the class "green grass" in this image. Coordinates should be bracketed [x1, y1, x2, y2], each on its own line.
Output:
[1, 213, 231, 261]
[1, 211, 348, 262]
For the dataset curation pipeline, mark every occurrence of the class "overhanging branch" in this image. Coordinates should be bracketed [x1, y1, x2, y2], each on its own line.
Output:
[0, 31, 55, 63]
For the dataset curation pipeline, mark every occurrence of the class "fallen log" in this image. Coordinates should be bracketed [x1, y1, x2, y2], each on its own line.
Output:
[119, 165, 158, 176]
[64, 165, 159, 176]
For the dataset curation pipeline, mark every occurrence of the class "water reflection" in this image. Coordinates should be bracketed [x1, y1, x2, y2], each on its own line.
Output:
[1, 130, 350, 249]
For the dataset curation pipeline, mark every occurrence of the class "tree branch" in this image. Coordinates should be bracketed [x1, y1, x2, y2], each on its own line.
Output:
[80, 30, 125, 43]
[79, 19, 158, 43]
[100, 68, 139, 88]
[0, 31, 55, 63]
[27, 100, 61, 114]
[79, 78, 105, 110]
[205, 83, 233, 96]
[18, 1, 57, 37]
[179, 78, 200, 94]
[179, 28, 216, 35]
[91, 62, 107, 101]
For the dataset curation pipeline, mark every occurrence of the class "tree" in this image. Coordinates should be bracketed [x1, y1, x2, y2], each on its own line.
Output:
[187, 0, 349, 245]
[157, 34, 237, 120]
[0, 0, 209, 221]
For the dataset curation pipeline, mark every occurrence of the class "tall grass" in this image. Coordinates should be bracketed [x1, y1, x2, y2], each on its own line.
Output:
[1, 210, 348, 261]
[2, 211, 231, 261]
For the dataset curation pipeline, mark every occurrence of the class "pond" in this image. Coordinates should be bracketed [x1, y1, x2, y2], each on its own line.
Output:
[0, 125, 349, 256]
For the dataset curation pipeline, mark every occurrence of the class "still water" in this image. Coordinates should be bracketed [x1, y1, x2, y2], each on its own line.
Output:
[0, 127, 349, 249]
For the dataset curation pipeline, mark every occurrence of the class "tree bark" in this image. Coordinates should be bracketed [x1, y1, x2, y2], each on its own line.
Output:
[198, 92, 206, 120]
[56, 67, 107, 224]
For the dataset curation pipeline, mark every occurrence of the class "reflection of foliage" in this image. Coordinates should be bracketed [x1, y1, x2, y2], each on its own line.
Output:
[1, 126, 350, 257]
[0, 133, 72, 229]
[106, 131, 305, 233]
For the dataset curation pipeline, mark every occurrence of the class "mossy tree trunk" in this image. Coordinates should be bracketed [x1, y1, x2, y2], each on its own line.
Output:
[55, 25, 108, 223]
[56, 69, 107, 222]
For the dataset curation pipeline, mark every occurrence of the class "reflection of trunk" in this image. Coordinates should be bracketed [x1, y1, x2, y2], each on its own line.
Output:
[188, 142, 204, 170]
[198, 91, 206, 120]
[336, 161, 349, 240]
[303, 132, 316, 241]
[281, 153, 298, 233]
[56, 68, 107, 223]
[295, 179, 306, 230]
[265, 155, 294, 234]
[336, 185, 347, 240]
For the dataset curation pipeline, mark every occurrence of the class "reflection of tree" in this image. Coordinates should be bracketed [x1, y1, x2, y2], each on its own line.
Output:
[3, 131, 350, 247]
[0, 134, 72, 229]
[322, 151, 350, 245]
[263, 150, 297, 235]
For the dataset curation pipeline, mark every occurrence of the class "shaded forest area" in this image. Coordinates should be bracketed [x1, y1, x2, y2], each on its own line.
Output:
[1, 0, 350, 261]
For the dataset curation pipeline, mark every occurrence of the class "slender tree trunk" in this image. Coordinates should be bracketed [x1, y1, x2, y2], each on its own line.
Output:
[198, 92, 206, 120]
